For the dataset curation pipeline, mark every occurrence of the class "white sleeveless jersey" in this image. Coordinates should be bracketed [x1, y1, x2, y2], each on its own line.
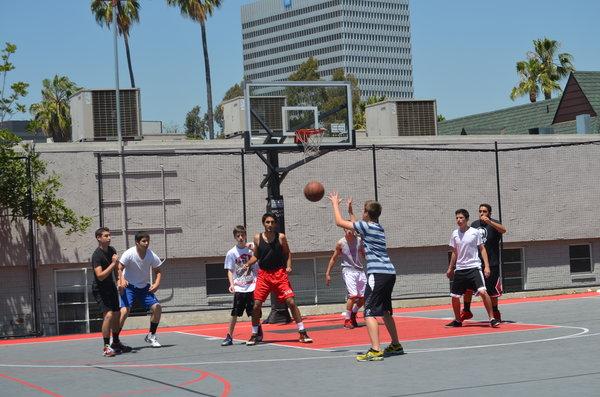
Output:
[339, 237, 364, 270]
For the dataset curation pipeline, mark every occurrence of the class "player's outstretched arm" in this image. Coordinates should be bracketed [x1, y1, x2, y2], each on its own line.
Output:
[328, 191, 354, 230]
[244, 234, 261, 271]
[280, 233, 293, 273]
[446, 249, 457, 279]
[150, 267, 162, 293]
[479, 245, 490, 278]
[347, 197, 357, 223]
[325, 242, 342, 286]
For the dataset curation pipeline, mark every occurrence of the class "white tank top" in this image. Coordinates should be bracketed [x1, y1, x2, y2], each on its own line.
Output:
[340, 237, 363, 270]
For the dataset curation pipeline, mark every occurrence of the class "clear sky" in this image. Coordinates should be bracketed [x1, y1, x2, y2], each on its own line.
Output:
[1, 0, 599, 128]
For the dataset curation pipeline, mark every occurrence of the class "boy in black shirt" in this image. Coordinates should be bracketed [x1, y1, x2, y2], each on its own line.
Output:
[91, 227, 130, 356]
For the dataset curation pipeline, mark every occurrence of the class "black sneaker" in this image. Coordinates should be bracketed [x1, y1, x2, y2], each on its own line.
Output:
[490, 318, 501, 328]
[299, 331, 313, 343]
[445, 320, 462, 327]
[256, 325, 264, 342]
[110, 341, 132, 354]
[246, 334, 259, 346]
[221, 334, 233, 346]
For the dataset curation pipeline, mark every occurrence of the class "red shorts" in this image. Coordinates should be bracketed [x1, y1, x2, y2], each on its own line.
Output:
[254, 268, 295, 303]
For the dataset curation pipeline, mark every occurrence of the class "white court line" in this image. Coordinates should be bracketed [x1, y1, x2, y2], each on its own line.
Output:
[1, 328, 597, 369]
[174, 331, 337, 352]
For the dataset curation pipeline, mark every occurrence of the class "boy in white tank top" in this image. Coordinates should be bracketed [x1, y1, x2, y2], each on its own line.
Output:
[325, 202, 366, 329]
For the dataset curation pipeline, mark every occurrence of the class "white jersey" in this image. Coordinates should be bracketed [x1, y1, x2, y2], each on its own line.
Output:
[449, 227, 483, 270]
[224, 245, 257, 293]
[339, 237, 364, 270]
[119, 246, 162, 288]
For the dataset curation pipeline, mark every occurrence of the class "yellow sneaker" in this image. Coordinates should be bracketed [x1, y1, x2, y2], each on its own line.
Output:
[356, 348, 384, 362]
[384, 342, 405, 356]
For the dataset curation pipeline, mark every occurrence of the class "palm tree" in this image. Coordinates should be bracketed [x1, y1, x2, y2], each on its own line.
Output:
[166, 0, 223, 139]
[28, 75, 82, 142]
[510, 58, 543, 103]
[91, 0, 140, 88]
[530, 38, 575, 100]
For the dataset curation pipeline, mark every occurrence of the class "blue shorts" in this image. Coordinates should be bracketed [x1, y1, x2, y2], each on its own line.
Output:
[120, 284, 160, 310]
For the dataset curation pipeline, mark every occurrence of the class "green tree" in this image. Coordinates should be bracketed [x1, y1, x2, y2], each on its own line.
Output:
[185, 105, 208, 139]
[0, 44, 90, 235]
[288, 56, 320, 81]
[510, 57, 543, 103]
[437, 114, 446, 122]
[214, 82, 243, 132]
[166, 0, 223, 140]
[91, 0, 140, 88]
[330, 68, 362, 129]
[530, 37, 575, 100]
[28, 75, 82, 142]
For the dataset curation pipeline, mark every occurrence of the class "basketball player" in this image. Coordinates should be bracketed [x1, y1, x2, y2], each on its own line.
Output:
[328, 192, 404, 362]
[244, 213, 312, 345]
[446, 209, 500, 328]
[461, 204, 507, 322]
[117, 231, 164, 348]
[325, 199, 366, 329]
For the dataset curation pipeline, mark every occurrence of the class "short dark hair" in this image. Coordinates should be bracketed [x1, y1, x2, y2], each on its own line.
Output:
[233, 225, 246, 236]
[135, 231, 150, 243]
[455, 209, 469, 219]
[262, 213, 277, 224]
[95, 227, 110, 238]
[364, 200, 382, 221]
[479, 203, 492, 214]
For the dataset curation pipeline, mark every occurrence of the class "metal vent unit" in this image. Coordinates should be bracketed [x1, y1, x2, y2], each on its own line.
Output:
[69, 88, 142, 142]
[365, 99, 438, 137]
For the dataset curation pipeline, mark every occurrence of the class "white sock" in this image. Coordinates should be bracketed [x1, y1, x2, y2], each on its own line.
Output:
[252, 325, 259, 334]
[297, 322, 305, 331]
[352, 305, 359, 313]
[343, 311, 350, 319]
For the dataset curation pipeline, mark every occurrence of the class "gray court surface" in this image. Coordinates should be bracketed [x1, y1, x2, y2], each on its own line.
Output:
[1, 294, 599, 397]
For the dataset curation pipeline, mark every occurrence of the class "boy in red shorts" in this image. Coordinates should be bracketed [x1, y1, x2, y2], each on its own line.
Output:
[244, 213, 313, 345]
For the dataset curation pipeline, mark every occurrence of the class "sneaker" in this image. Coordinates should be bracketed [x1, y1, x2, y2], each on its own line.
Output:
[344, 319, 354, 329]
[256, 325, 264, 342]
[383, 342, 405, 356]
[490, 318, 501, 328]
[493, 310, 502, 322]
[221, 334, 233, 346]
[144, 333, 162, 348]
[298, 331, 313, 343]
[103, 345, 116, 357]
[460, 310, 473, 321]
[356, 348, 384, 362]
[445, 320, 462, 327]
[350, 312, 359, 328]
[246, 333, 259, 346]
[110, 341, 132, 354]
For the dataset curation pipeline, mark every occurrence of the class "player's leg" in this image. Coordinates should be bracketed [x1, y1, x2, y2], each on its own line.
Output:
[461, 289, 474, 321]
[118, 285, 134, 330]
[473, 269, 499, 327]
[101, 310, 116, 357]
[446, 270, 466, 327]
[487, 268, 503, 321]
[223, 292, 241, 346]
[144, 287, 162, 347]
[357, 274, 386, 361]
[352, 271, 367, 327]
[342, 268, 356, 328]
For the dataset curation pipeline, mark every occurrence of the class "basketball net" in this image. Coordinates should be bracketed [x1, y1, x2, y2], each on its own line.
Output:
[295, 128, 325, 160]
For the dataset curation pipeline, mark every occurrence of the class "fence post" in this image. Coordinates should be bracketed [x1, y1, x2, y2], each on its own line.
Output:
[241, 150, 247, 229]
[26, 156, 40, 335]
[96, 153, 104, 227]
[372, 144, 378, 201]
[494, 141, 504, 282]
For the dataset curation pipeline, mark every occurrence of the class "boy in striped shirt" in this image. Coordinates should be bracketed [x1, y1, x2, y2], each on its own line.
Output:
[328, 192, 404, 361]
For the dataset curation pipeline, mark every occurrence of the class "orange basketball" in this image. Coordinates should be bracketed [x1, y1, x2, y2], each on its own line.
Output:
[304, 181, 325, 202]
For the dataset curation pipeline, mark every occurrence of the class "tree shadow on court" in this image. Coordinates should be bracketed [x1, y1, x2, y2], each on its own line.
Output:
[130, 344, 177, 352]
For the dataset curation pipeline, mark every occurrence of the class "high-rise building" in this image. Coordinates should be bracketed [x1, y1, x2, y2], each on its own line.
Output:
[241, 0, 413, 101]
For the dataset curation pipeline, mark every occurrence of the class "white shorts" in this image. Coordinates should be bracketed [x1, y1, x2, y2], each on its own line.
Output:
[342, 267, 367, 298]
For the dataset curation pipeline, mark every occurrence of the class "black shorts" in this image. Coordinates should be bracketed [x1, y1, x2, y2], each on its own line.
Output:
[484, 266, 503, 297]
[92, 287, 120, 314]
[364, 273, 396, 317]
[231, 291, 254, 317]
[451, 268, 485, 298]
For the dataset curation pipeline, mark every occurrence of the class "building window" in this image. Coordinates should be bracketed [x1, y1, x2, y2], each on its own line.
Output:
[206, 263, 228, 295]
[569, 245, 592, 273]
[501, 248, 523, 292]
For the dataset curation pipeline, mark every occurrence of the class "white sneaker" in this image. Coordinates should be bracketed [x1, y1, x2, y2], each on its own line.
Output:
[144, 332, 161, 348]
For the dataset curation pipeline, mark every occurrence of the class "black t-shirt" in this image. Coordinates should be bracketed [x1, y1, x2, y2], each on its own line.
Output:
[91, 246, 118, 292]
[470, 219, 501, 268]
[256, 233, 287, 271]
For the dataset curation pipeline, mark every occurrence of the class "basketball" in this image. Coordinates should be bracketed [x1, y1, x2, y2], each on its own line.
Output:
[304, 181, 325, 202]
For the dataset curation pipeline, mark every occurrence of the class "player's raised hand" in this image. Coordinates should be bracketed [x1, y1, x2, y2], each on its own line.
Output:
[480, 215, 491, 224]
[327, 191, 341, 206]
[325, 273, 331, 286]
[347, 197, 354, 214]
[111, 254, 118, 263]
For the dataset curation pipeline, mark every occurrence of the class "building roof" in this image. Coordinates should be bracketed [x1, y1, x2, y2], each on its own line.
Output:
[438, 71, 600, 135]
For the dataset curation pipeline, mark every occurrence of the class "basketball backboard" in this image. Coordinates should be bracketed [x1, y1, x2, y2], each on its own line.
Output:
[243, 81, 355, 151]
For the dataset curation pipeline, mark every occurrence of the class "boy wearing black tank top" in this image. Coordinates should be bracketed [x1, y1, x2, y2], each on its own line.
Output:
[244, 213, 313, 345]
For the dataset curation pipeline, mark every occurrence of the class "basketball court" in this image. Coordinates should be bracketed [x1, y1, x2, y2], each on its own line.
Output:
[1, 292, 599, 396]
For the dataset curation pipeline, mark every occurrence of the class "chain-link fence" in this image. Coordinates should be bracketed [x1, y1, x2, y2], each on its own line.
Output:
[93, 140, 600, 314]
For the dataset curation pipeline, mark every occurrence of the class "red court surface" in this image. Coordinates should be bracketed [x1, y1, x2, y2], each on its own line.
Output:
[1, 291, 592, 348]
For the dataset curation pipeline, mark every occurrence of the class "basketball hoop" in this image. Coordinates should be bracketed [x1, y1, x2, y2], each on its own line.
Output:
[295, 128, 325, 159]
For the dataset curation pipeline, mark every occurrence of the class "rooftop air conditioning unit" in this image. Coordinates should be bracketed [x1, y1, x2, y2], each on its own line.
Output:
[69, 88, 142, 142]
